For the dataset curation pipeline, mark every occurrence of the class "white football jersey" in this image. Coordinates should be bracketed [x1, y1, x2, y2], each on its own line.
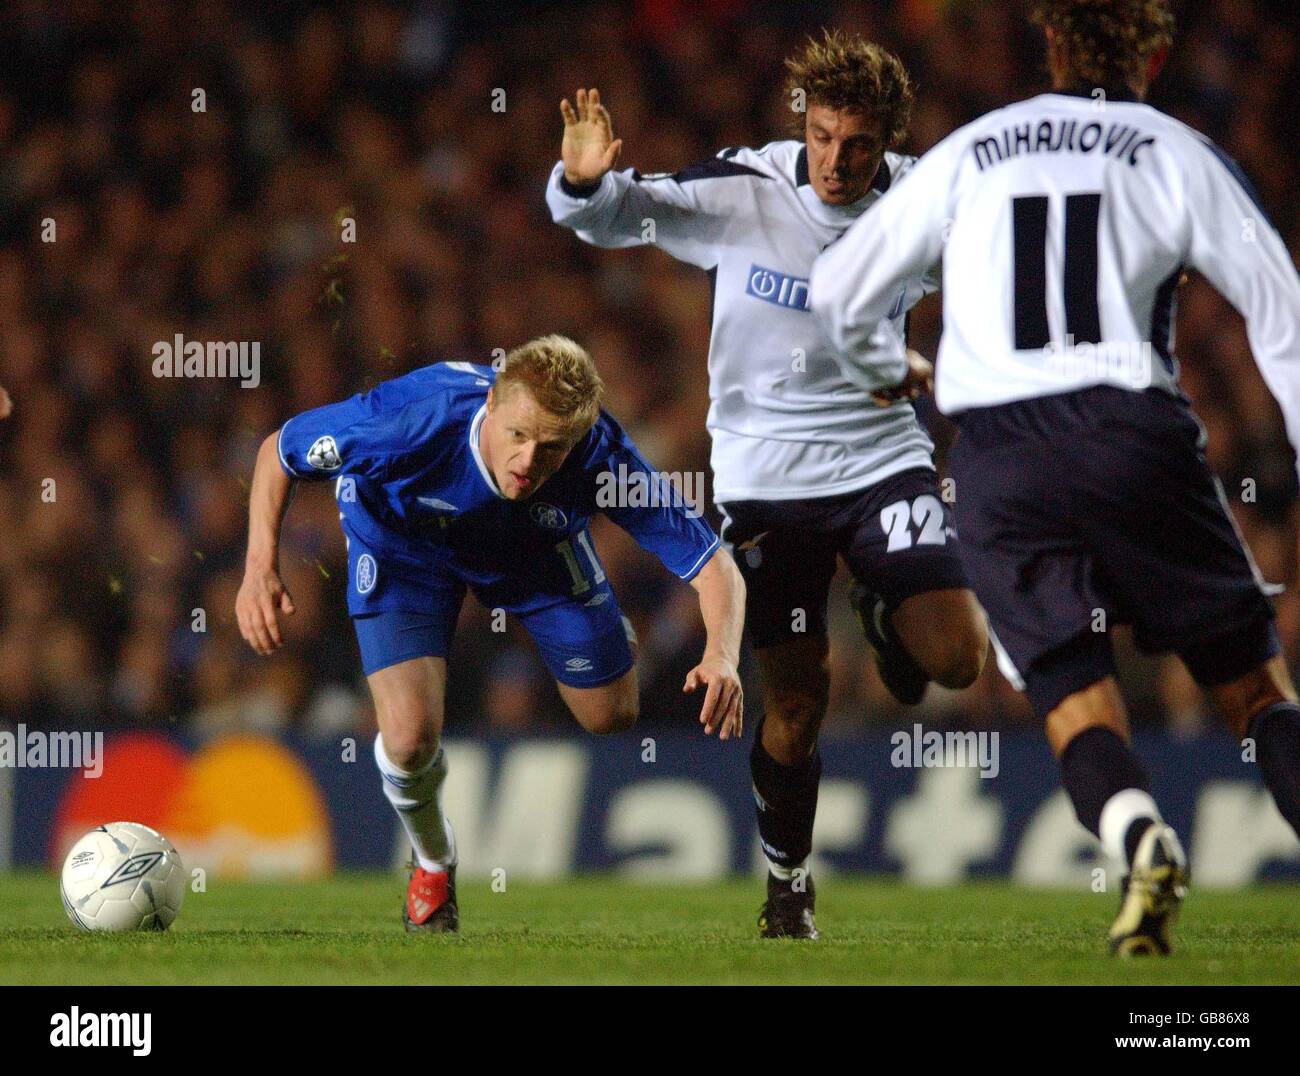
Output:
[810, 92, 1300, 475]
[547, 142, 939, 502]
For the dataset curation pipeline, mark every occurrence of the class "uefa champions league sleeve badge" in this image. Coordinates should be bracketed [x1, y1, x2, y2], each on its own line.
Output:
[307, 435, 343, 472]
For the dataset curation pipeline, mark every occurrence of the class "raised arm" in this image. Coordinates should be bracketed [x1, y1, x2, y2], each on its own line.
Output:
[685, 546, 746, 740]
[547, 86, 731, 269]
[236, 430, 298, 655]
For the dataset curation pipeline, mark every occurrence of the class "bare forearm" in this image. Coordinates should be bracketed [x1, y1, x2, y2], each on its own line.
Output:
[690, 547, 745, 666]
[246, 431, 294, 571]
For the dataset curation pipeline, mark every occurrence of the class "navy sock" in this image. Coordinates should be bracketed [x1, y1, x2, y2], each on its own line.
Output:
[1124, 818, 1157, 864]
[1249, 701, 1300, 840]
[1059, 726, 1151, 839]
[750, 720, 821, 872]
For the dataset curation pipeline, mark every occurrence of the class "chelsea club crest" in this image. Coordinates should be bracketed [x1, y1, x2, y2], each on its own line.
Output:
[529, 502, 568, 530]
[355, 553, 378, 594]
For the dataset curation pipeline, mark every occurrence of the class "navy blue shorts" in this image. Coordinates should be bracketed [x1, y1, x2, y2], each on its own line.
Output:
[719, 467, 971, 649]
[951, 386, 1278, 719]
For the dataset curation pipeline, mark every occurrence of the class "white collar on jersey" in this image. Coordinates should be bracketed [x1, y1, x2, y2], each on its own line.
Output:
[468, 402, 506, 499]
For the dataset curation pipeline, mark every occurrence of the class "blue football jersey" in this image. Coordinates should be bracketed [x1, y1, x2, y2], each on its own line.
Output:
[276, 361, 719, 614]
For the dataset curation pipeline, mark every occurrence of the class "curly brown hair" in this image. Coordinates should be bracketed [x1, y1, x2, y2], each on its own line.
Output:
[1031, 0, 1175, 92]
[782, 29, 914, 148]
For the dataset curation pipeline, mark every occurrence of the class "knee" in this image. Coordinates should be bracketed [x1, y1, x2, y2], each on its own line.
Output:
[375, 707, 441, 770]
[1229, 658, 1295, 729]
[1221, 685, 1290, 742]
[769, 687, 828, 729]
[585, 699, 639, 735]
[378, 728, 439, 771]
[893, 591, 988, 690]
[929, 620, 989, 690]
[764, 673, 830, 749]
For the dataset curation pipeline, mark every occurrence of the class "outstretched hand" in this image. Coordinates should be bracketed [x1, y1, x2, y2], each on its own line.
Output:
[684, 656, 743, 741]
[560, 87, 623, 185]
[236, 566, 297, 656]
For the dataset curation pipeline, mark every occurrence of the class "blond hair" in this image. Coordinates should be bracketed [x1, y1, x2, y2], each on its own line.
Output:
[495, 334, 604, 438]
[1031, 0, 1175, 92]
[783, 29, 914, 148]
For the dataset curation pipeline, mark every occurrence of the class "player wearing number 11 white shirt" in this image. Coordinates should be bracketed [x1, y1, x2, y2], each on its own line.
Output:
[812, 0, 1300, 957]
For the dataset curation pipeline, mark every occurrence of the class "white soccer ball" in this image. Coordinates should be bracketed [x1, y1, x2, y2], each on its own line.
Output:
[60, 822, 186, 933]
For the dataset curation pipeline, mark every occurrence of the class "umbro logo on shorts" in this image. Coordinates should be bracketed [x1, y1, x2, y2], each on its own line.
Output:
[565, 656, 594, 672]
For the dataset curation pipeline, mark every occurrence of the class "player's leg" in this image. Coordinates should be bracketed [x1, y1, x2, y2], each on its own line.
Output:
[506, 570, 640, 735]
[367, 655, 455, 871]
[354, 600, 463, 933]
[1208, 653, 1298, 740]
[842, 467, 986, 703]
[949, 398, 1187, 954]
[751, 636, 829, 939]
[1089, 392, 1298, 842]
[1040, 663, 1187, 956]
[1195, 645, 1300, 840]
[888, 586, 987, 689]
[757, 635, 830, 762]
[1043, 664, 1163, 874]
[557, 664, 640, 734]
[722, 503, 838, 939]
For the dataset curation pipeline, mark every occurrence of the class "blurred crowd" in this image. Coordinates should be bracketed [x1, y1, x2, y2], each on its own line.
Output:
[1, 0, 1297, 739]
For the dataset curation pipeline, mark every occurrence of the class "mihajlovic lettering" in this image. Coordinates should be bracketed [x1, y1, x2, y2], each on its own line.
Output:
[972, 119, 1155, 171]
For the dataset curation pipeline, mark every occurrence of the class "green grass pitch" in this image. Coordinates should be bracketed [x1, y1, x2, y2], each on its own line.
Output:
[3, 872, 1298, 985]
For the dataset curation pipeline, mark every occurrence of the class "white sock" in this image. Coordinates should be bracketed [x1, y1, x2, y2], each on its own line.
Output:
[768, 859, 806, 882]
[374, 735, 456, 872]
[1098, 788, 1161, 863]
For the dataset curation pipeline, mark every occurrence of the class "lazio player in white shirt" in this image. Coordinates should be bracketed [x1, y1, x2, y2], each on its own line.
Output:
[548, 31, 989, 940]
[813, 0, 1300, 955]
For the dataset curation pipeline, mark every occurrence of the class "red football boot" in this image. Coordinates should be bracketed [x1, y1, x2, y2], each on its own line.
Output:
[402, 862, 459, 933]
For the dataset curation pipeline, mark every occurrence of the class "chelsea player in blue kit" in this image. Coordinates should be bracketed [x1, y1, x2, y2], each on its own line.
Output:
[236, 335, 746, 931]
